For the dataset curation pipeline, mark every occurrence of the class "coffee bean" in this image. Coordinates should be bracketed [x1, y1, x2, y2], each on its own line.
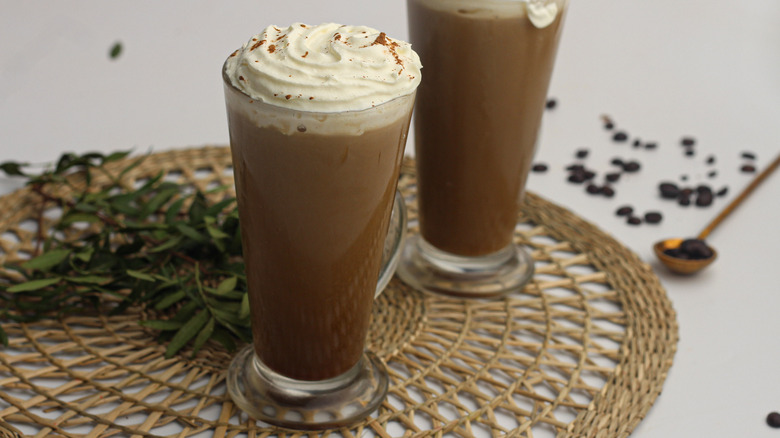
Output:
[696, 184, 713, 194]
[532, 163, 549, 173]
[601, 186, 615, 197]
[742, 151, 756, 160]
[680, 239, 714, 259]
[616, 206, 633, 216]
[627, 216, 642, 225]
[685, 149, 695, 157]
[606, 172, 621, 182]
[766, 412, 780, 428]
[716, 186, 728, 197]
[681, 137, 696, 146]
[678, 195, 691, 206]
[583, 170, 596, 180]
[644, 142, 658, 150]
[623, 161, 641, 172]
[612, 131, 629, 142]
[681, 175, 689, 181]
[696, 191, 714, 207]
[575, 149, 589, 159]
[545, 98, 557, 109]
[664, 248, 689, 259]
[706, 155, 716, 165]
[611, 158, 625, 167]
[604, 122, 615, 130]
[680, 188, 694, 197]
[707, 170, 717, 178]
[586, 184, 601, 194]
[741, 164, 756, 173]
[659, 182, 680, 199]
[644, 212, 663, 224]
[566, 164, 584, 172]
[568, 173, 587, 184]
[632, 139, 642, 148]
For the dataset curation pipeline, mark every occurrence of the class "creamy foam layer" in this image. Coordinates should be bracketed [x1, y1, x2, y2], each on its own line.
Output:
[225, 23, 422, 112]
[412, 0, 566, 27]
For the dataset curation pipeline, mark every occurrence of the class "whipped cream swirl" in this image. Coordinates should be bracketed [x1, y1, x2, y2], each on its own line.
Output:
[225, 23, 422, 112]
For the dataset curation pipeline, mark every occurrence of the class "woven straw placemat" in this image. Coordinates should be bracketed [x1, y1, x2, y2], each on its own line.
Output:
[0, 146, 678, 438]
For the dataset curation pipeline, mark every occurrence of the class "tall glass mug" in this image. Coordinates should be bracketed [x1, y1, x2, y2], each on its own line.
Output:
[222, 23, 420, 429]
[398, 0, 569, 298]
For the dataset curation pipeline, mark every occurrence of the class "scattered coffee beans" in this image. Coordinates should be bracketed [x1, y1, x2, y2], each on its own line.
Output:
[545, 98, 557, 109]
[644, 212, 663, 224]
[664, 239, 713, 260]
[623, 161, 641, 173]
[681, 137, 696, 146]
[606, 172, 621, 182]
[742, 151, 756, 160]
[627, 216, 642, 225]
[767, 412, 780, 428]
[632, 139, 642, 147]
[532, 163, 549, 173]
[678, 196, 691, 206]
[706, 155, 716, 165]
[616, 206, 633, 216]
[741, 164, 756, 173]
[716, 186, 728, 197]
[612, 131, 629, 142]
[586, 184, 601, 194]
[644, 142, 658, 150]
[696, 191, 714, 207]
[659, 182, 680, 199]
[601, 186, 615, 197]
[707, 170, 717, 178]
[575, 149, 589, 159]
[684, 149, 695, 157]
[611, 158, 624, 167]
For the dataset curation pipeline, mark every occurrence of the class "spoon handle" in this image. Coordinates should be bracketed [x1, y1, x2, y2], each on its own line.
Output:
[698, 152, 780, 240]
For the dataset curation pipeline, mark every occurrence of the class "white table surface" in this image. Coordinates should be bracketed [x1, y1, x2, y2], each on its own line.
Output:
[1, 1, 779, 436]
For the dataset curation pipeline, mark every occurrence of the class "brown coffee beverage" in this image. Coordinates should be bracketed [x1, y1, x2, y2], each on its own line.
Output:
[408, 0, 567, 257]
[225, 84, 414, 381]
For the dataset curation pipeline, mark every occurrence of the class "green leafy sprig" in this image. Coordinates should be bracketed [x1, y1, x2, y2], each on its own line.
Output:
[0, 150, 251, 357]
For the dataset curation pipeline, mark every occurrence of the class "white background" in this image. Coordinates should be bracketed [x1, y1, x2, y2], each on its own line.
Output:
[1, 1, 779, 436]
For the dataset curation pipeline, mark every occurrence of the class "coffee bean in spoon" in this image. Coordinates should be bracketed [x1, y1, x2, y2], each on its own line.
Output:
[679, 239, 714, 259]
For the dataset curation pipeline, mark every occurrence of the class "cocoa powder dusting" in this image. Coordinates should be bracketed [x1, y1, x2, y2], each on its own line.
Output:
[268, 44, 276, 53]
[229, 50, 239, 57]
[371, 32, 404, 72]
[302, 51, 308, 58]
[249, 40, 265, 51]
[334, 33, 342, 41]
[238, 76, 245, 81]
[285, 95, 292, 100]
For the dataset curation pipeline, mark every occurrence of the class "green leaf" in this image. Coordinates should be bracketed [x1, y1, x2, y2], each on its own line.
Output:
[127, 269, 156, 282]
[165, 198, 187, 225]
[65, 275, 112, 285]
[205, 197, 236, 216]
[139, 320, 183, 331]
[174, 223, 208, 243]
[22, 249, 71, 272]
[215, 277, 237, 296]
[191, 317, 215, 356]
[140, 186, 179, 218]
[154, 289, 186, 311]
[210, 327, 236, 352]
[165, 310, 209, 358]
[239, 292, 250, 319]
[105, 150, 132, 162]
[6, 277, 61, 293]
[0, 161, 29, 177]
[60, 212, 99, 227]
[149, 235, 183, 253]
[109, 42, 123, 59]
[188, 192, 208, 224]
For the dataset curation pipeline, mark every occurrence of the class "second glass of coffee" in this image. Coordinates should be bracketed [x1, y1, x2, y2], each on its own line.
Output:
[398, 0, 569, 298]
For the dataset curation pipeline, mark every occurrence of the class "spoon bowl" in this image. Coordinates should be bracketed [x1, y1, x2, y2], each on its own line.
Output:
[654, 238, 717, 275]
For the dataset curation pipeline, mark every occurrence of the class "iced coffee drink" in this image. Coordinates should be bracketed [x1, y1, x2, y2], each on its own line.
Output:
[398, 0, 568, 298]
[223, 23, 420, 429]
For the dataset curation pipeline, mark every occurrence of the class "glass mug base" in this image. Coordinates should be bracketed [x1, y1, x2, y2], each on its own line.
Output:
[397, 234, 534, 299]
[226, 345, 388, 430]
